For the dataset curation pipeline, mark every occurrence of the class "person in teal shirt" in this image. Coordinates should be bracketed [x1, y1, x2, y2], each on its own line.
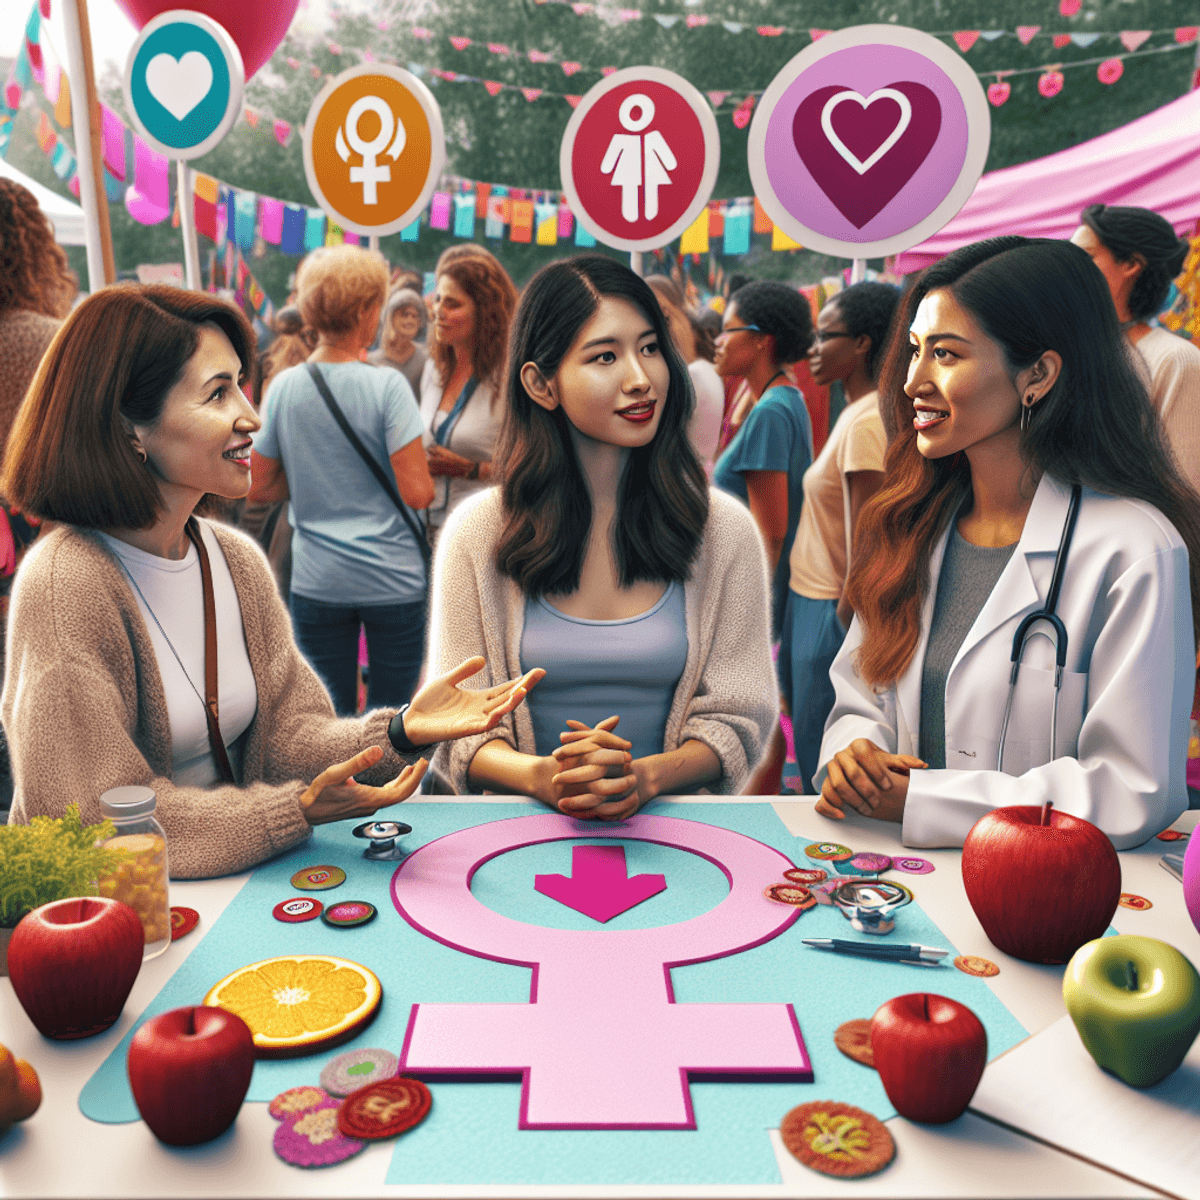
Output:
[712, 281, 815, 638]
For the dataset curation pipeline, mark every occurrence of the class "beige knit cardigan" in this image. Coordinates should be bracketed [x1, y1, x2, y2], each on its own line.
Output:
[429, 486, 778, 795]
[3, 520, 417, 878]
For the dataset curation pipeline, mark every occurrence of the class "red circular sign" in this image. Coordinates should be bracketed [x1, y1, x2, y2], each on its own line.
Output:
[561, 68, 719, 252]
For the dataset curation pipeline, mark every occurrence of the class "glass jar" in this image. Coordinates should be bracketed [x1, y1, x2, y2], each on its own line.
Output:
[97, 786, 171, 961]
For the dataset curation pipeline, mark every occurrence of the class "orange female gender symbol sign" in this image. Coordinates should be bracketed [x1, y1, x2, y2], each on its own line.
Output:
[303, 63, 445, 237]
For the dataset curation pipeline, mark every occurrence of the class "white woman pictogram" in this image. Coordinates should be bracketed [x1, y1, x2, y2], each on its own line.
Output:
[600, 93, 678, 223]
[336, 94, 406, 205]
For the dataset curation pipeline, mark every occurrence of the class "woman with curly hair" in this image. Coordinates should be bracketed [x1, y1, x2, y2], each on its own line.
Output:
[0, 178, 77, 448]
[419, 249, 518, 535]
[0, 179, 78, 804]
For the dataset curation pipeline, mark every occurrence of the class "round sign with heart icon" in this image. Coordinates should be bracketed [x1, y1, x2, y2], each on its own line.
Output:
[123, 10, 244, 160]
[747, 24, 990, 259]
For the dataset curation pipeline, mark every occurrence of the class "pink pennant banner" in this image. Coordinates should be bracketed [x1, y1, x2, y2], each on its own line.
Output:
[487, 43, 510, 55]
[528, 49, 552, 62]
[600, 66, 617, 76]
[259, 197, 284, 244]
[1016, 25, 1040, 44]
[449, 36, 472, 50]
[564, 94, 582, 108]
[616, 8, 640, 21]
[412, 27, 433, 40]
[953, 30, 980, 52]
[1119, 30, 1151, 52]
[484, 80, 504, 95]
[326, 41, 341, 55]
[561, 61, 581, 75]
[274, 119, 291, 147]
[1059, 0, 1081, 14]
[1177, 27, 1200, 44]
[134, 134, 169, 210]
[706, 90, 730, 108]
[732, 95, 755, 129]
[685, 14, 707, 27]
[100, 103, 125, 180]
[1052, 34, 1071, 48]
[809, 29, 831, 40]
[572, 3, 594, 13]
[757, 26, 784, 37]
[286, 56, 299, 68]
[520, 87, 543, 102]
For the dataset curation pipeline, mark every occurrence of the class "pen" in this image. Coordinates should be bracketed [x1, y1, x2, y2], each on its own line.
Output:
[802, 939, 949, 963]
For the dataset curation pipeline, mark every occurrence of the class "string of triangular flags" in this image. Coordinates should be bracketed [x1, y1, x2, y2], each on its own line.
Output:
[526, 0, 1200, 50]
[278, 30, 1199, 124]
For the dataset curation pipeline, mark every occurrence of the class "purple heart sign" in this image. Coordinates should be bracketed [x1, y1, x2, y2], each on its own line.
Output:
[748, 26, 990, 259]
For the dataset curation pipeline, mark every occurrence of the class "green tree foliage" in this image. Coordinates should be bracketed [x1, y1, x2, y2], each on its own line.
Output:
[4, 0, 1197, 292]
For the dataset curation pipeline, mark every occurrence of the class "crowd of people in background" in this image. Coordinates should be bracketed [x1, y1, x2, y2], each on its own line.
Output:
[2, 168, 1200, 851]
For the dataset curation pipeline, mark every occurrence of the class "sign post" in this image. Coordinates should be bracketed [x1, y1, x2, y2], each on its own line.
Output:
[61, 0, 115, 290]
[748, 25, 990, 262]
[124, 10, 245, 290]
[303, 64, 445, 240]
[560, 67, 720, 257]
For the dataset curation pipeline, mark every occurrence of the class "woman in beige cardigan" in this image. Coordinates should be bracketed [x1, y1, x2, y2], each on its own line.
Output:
[430, 256, 776, 819]
[1, 285, 541, 878]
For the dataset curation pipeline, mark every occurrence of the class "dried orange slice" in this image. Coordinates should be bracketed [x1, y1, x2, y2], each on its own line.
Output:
[203, 955, 382, 1058]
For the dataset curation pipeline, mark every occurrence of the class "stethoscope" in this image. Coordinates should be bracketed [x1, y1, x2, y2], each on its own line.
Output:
[995, 483, 1083, 770]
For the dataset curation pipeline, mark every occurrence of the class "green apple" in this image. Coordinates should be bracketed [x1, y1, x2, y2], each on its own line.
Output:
[1063, 935, 1200, 1088]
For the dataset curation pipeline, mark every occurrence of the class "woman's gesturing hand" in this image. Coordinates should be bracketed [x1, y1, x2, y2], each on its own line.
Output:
[301, 746, 428, 826]
[401, 656, 546, 746]
[548, 716, 640, 822]
[816, 738, 926, 824]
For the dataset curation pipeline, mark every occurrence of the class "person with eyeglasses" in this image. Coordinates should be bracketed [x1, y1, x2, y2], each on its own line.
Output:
[712, 282, 815, 641]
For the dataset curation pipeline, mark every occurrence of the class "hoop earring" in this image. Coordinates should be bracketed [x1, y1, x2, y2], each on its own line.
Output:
[1020, 395, 1036, 434]
[136, 447, 148, 463]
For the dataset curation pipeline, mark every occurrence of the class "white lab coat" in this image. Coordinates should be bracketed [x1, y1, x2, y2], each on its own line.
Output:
[816, 474, 1193, 849]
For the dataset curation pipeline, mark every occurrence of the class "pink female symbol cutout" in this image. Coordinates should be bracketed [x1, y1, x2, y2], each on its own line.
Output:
[392, 813, 812, 1129]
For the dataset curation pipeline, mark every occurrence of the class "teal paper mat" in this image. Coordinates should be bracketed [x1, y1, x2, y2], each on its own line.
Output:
[79, 801, 1028, 1185]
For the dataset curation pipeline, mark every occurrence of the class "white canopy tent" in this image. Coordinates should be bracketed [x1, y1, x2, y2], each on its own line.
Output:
[0, 156, 86, 246]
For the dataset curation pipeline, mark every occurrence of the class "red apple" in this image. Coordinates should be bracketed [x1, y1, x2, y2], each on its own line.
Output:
[961, 802, 1121, 964]
[113, 2, 301, 80]
[870, 993, 988, 1123]
[7, 897, 144, 1039]
[127, 1006, 255, 1145]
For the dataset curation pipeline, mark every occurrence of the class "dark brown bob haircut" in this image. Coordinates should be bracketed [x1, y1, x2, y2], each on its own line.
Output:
[2, 284, 255, 529]
[494, 255, 709, 598]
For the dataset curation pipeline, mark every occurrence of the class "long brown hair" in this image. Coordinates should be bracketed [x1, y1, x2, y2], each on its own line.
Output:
[494, 256, 707, 597]
[2, 285, 255, 529]
[848, 236, 1200, 687]
[0, 179, 77, 321]
[429, 252, 517, 398]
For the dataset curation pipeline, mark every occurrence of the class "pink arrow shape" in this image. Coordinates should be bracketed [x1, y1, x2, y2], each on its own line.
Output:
[535, 844, 666, 923]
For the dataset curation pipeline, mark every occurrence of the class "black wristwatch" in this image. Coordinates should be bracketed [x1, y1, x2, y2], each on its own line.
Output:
[387, 703, 422, 754]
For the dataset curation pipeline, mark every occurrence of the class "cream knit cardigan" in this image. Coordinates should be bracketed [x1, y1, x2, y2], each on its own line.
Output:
[3, 520, 417, 878]
[429, 486, 778, 795]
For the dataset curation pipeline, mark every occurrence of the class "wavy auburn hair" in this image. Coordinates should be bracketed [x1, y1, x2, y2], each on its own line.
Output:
[494, 255, 708, 598]
[847, 236, 1200, 687]
[0, 179, 77, 321]
[429, 251, 518, 399]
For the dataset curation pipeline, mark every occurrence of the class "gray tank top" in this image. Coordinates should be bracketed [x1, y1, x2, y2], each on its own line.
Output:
[520, 581, 688, 762]
[919, 527, 1017, 769]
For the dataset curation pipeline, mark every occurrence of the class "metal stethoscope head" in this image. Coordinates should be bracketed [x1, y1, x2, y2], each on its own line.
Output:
[995, 484, 1082, 771]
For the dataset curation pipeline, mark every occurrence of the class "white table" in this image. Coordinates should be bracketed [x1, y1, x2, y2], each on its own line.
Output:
[1, 797, 1196, 1199]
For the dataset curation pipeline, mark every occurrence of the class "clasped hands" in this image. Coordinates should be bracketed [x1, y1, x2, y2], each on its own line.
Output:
[541, 715, 642, 823]
[301, 656, 545, 826]
[815, 737, 926, 824]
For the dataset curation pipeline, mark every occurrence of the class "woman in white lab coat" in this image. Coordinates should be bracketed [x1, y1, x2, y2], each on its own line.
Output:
[816, 237, 1200, 849]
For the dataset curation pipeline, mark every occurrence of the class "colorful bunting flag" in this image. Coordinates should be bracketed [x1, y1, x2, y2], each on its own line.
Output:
[722, 204, 751, 255]
[304, 207, 326, 250]
[535, 200, 557, 245]
[430, 192, 452, 230]
[453, 191, 475, 237]
[234, 189, 257, 249]
[678, 209, 708, 254]
[510, 198, 534, 242]
[400, 218, 420, 241]
[280, 203, 305, 253]
[260, 197, 284, 245]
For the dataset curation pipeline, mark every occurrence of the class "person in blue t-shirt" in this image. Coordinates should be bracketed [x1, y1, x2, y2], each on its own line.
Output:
[250, 245, 436, 716]
[712, 281, 815, 639]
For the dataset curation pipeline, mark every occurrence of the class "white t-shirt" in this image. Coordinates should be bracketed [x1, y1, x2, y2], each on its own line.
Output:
[686, 359, 725, 477]
[1135, 326, 1200, 496]
[98, 526, 258, 787]
[788, 392, 887, 600]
